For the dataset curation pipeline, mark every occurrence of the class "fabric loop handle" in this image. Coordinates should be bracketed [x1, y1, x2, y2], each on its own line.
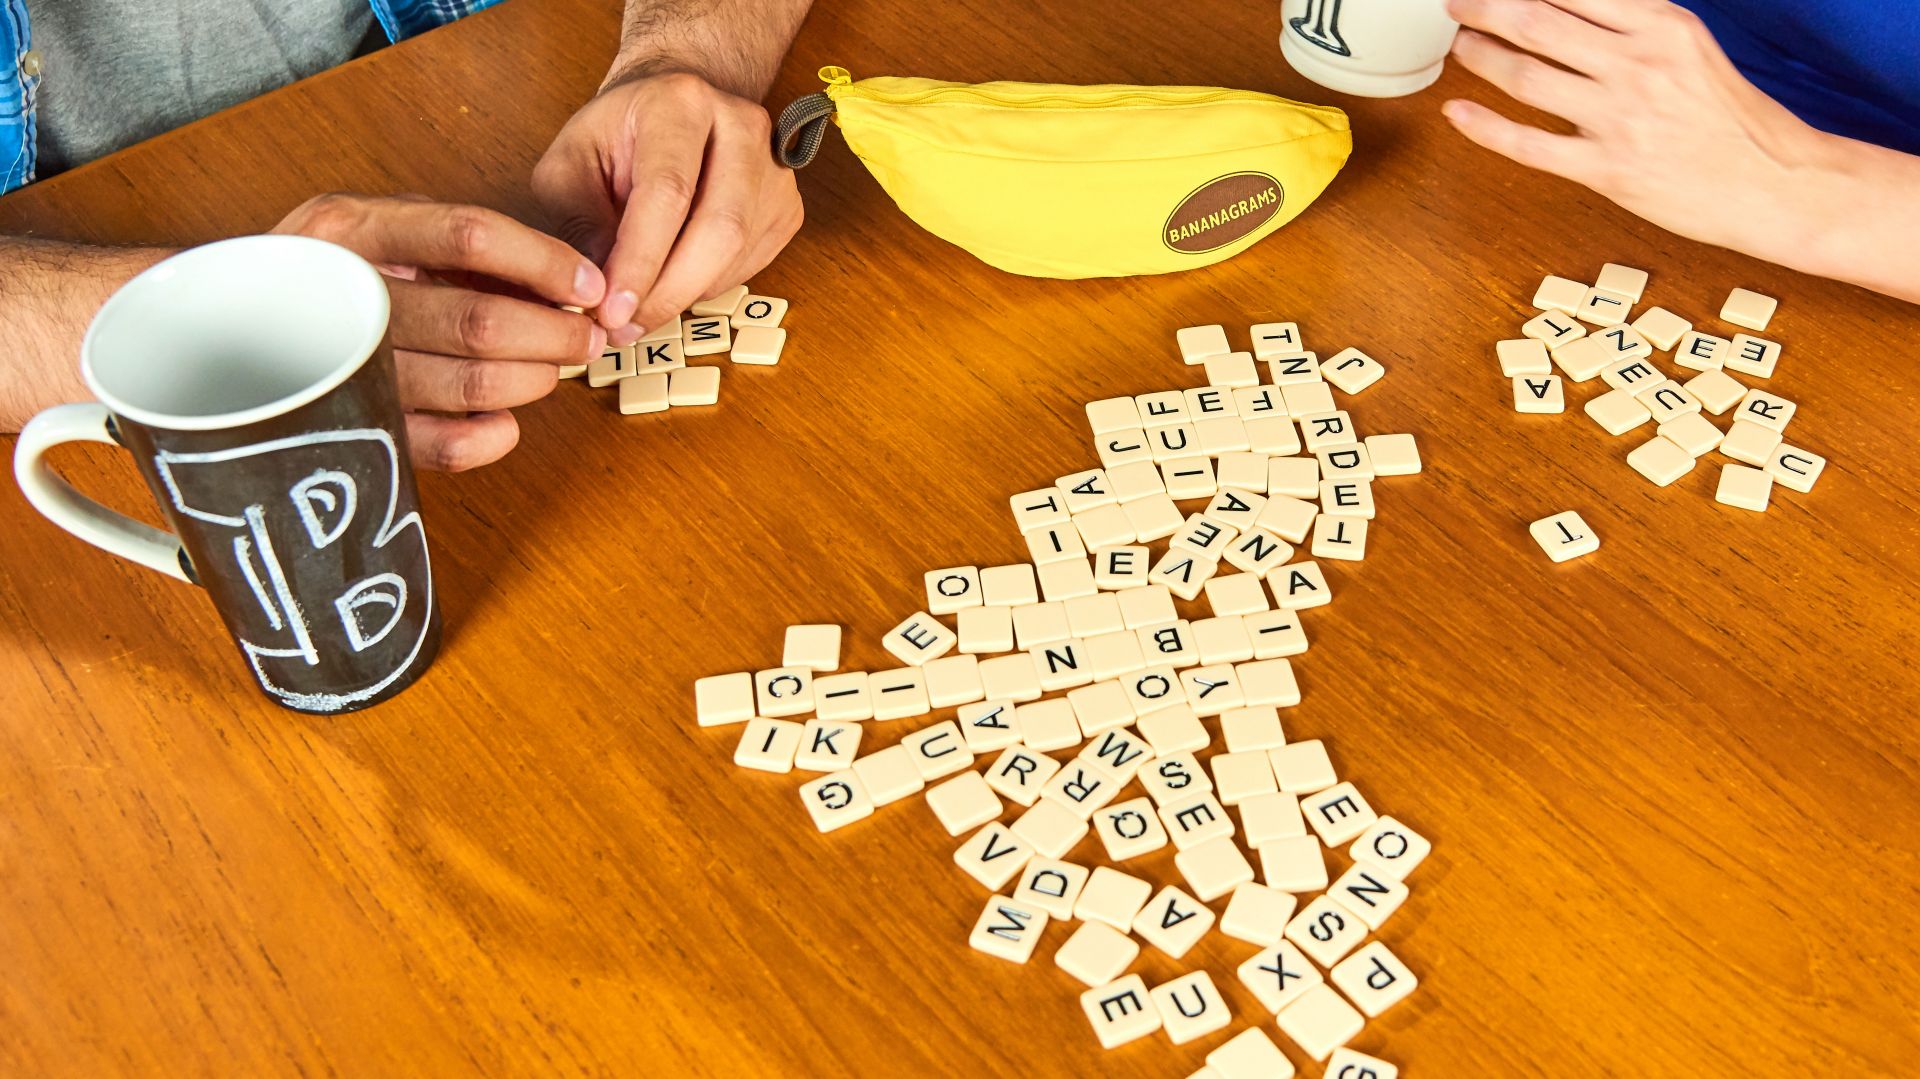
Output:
[774, 91, 837, 169]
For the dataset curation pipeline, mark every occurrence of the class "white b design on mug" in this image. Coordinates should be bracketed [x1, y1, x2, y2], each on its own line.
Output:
[154, 428, 434, 713]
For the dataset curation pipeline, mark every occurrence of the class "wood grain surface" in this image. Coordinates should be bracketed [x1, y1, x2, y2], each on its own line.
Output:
[3, 0, 1918, 1075]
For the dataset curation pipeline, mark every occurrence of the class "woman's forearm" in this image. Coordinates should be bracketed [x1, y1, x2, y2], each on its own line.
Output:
[1786, 134, 1920, 304]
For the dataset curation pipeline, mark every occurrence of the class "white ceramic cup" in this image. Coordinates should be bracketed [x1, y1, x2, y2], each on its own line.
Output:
[1279, 0, 1462, 98]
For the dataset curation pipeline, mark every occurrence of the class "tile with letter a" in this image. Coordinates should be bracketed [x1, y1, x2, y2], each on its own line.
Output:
[1081, 974, 1161, 1048]
[954, 821, 1035, 891]
[1132, 883, 1216, 959]
[958, 698, 1022, 753]
[1150, 970, 1233, 1045]
[968, 894, 1049, 964]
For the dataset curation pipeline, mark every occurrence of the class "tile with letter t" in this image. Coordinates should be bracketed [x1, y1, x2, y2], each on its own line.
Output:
[967, 894, 1049, 964]
[1529, 510, 1599, 563]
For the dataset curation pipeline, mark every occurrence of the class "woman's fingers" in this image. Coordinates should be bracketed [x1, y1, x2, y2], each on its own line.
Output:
[1441, 98, 1596, 183]
[1451, 29, 1603, 128]
[1445, 0, 1621, 75]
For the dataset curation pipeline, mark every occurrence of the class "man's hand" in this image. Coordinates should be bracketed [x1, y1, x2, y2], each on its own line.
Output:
[1438, 0, 1920, 303]
[532, 70, 803, 346]
[273, 193, 608, 471]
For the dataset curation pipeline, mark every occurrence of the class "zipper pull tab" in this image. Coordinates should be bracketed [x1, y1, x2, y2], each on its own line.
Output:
[818, 66, 852, 88]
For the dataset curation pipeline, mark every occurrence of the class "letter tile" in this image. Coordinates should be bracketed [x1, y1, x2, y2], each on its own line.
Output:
[1267, 457, 1320, 500]
[1073, 504, 1137, 550]
[1212, 749, 1279, 805]
[1310, 515, 1369, 561]
[1282, 381, 1337, 419]
[1193, 615, 1256, 665]
[754, 665, 814, 717]
[694, 671, 755, 726]
[1122, 493, 1186, 542]
[1187, 385, 1239, 418]
[853, 744, 926, 804]
[1528, 510, 1599, 562]
[1598, 356, 1662, 393]
[925, 565, 983, 614]
[1270, 739, 1337, 793]
[1714, 463, 1773, 512]
[1068, 679, 1138, 736]
[1177, 324, 1232, 363]
[729, 294, 788, 328]
[1348, 815, 1432, 880]
[1222, 881, 1300, 947]
[1207, 572, 1274, 617]
[1275, 984, 1365, 1062]
[984, 744, 1062, 806]
[1497, 338, 1552, 376]
[1137, 389, 1191, 428]
[1733, 387, 1796, 431]
[1195, 416, 1253, 456]
[1521, 309, 1585, 348]
[1674, 330, 1728, 372]
[1595, 262, 1648, 301]
[633, 339, 685, 374]
[1236, 939, 1324, 1016]
[1720, 287, 1776, 331]
[1364, 433, 1420, 476]
[1076, 866, 1154, 931]
[1724, 333, 1782, 379]
[587, 344, 637, 387]
[813, 671, 873, 722]
[1240, 791, 1308, 846]
[1625, 435, 1694, 487]
[1272, 561, 1332, 610]
[903, 719, 976, 780]
[1329, 862, 1409, 931]
[1162, 457, 1219, 500]
[1015, 857, 1091, 920]
[1012, 798, 1092, 859]
[1327, 1047, 1398, 1079]
[1132, 884, 1217, 959]
[926, 770, 1004, 836]
[1139, 750, 1213, 805]
[1584, 387, 1653, 435]
[683, 315, 732, 357]
[1150, 970, 1233, 1045]
[1767, 443, 1826, 493]
[968, 894, 1049, 964]
[1284, 895, 1368, 968]
[1575, 286, 1632, 326]
[1094, 545, 1153, 591]
[733, 718, 803, 773]
[1222, 705, 1287, 752]
[1038, 557, 1099, 602]
[1512, 374, 1564, 414]
[1081, 975, 1161, 1048]
[1183, 663, 1246, 716]
[784, 624, 843, 670]
[1099, 427, 1155, 468]
[958, 699, 1023, 753]
[1042, 758, 1126, 819]
[1108, 460, 1167, 503]
[1635, 379, 1702, 423]
[1266, 351, 1323, 386]
[1321, 347, 1386, 395]
[883, 611, 957, 665]
[1251, 321, 1303, 358]
[794, 719, 862, 772]
[1243, 608, 1309, 659]
[1054, 919, 1139, 988]
[1330, 942, 1418, 1018]
[1302, 781, 1377, 845]
[1095, 797, 1171, 860]
[1150, 548, 1220, 601]
[1159, 791, 1235, 851]
[1011, 488, 1070, 532]
[868, 667, 931, 720]
[798, 769, 875, 833]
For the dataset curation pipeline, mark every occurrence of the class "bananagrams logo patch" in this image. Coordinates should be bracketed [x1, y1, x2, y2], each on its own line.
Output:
[1163, 172, 1286, 254]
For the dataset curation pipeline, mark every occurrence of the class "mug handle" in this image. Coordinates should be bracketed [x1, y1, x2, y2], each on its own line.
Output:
[14, 403, 193, 582]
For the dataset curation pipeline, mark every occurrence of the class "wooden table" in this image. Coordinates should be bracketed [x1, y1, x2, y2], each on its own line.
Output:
[4, 0, 1917, 1074]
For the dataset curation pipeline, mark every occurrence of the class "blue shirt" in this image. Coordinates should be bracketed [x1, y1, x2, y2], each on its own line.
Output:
[0, 0, 499, 194]
[1674, 1, 1920, 155]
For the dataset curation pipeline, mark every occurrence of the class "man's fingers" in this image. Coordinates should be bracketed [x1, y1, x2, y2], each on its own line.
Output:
[1451, 29, 1601, 126]
[531, 144, 622, 266]
[1445, 0, 1620, 74]
[388, 279, 604, 364]
[598, 85, 714, 334]
[298, 194, 605, 308]
[629, 110, 770, 336]
[395, 350, 562, 413]
[1441, 98, 1595, 182]
[711, 184, 804, 301]
[405, 409, 521, 472]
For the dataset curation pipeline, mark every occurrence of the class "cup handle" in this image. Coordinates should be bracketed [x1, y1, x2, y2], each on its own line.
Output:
[14, 403, 194, 583]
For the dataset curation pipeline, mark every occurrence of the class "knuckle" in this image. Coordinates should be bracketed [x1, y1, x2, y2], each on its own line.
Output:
[705, 206, 753, 248]
[455, 297, 504, 353]
[294, 192, 362, 237]
[445, 205, 497, 262]
[657, 70, 710, 103]
[457, 359, 506, 410]
[646, 170, 699, 209]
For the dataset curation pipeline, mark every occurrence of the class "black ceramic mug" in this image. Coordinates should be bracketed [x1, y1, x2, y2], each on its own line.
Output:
[13, 235, 440, 713]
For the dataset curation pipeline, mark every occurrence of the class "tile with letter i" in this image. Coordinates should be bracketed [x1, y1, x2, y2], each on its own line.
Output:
[812, 671, 872, 722]
[1149, 970, 1232, 1045]
[967, 894, 1048, 964]
[1529, 510, 1599, 563]
[732, 718, 802, 773]
[865, 669, 930, 721]
[1080, 974, 1161, 1048]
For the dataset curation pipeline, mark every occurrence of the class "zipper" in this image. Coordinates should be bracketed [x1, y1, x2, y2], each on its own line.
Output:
[818, 66, 1262, 109]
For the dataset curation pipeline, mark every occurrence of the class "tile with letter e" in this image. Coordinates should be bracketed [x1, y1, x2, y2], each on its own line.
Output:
[1081, 974, 1161, 1048]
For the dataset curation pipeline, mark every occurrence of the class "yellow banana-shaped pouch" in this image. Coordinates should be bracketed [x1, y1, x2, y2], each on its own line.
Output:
[776, 67, 1352, 280]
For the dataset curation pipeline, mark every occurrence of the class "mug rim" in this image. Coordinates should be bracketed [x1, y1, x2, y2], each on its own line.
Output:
[80, 235, 392, 432]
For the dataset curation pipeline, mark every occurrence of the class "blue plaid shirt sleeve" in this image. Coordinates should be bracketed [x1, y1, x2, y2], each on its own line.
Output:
[0, 0, 506, 196]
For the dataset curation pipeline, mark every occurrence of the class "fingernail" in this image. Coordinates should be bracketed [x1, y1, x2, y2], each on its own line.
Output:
[587, 323, 607, 359]
[603, 289, 639, 328]
[609, 322, 643, 347]
[573, 262, 603, 304]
